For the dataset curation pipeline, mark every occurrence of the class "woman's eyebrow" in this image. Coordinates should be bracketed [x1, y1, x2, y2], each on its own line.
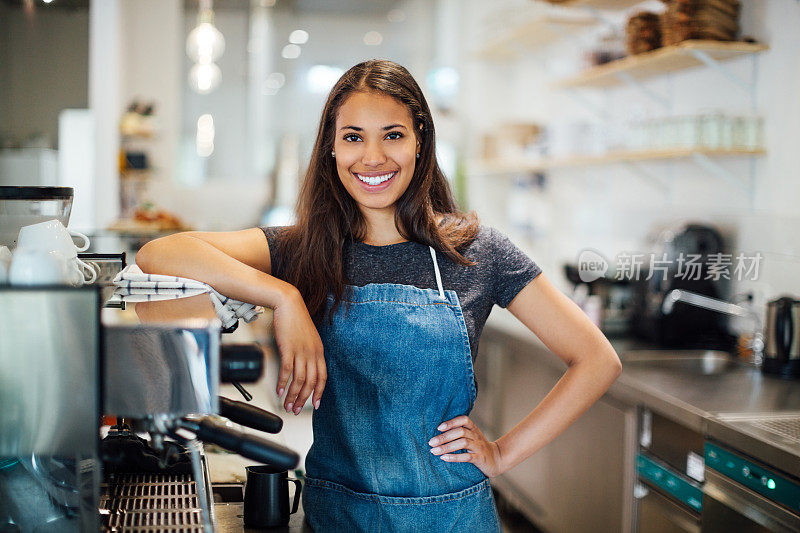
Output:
[339, 124, 408, 131]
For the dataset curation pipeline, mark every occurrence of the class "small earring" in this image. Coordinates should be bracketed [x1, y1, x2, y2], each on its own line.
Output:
[416, 153, 420, 159]
[331, 151, 335, 158]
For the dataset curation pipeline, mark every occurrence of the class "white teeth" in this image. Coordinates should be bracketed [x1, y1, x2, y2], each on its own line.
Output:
[355, 172, 395, 186]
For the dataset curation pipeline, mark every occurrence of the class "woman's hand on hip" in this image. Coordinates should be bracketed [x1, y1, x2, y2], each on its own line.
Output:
[428, 416, 506, 477]
[272, 287, 326, 415]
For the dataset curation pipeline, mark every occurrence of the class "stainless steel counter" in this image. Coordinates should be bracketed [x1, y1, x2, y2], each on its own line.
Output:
[485, 310, 800, 478]
[215, 500, 310, 532]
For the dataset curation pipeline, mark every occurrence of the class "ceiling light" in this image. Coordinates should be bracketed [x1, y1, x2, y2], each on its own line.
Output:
[289, 30, 309, 45]
[307, 65, 344, 94]
[186, 9, 225, 63]
[189, 63, 222, 94]
[363, 31, 382, 46]
[196, 114, 215, 157]
[281, 44, 301, 59]
[262, 72, 286, 95]
[387, 9, 405, 23]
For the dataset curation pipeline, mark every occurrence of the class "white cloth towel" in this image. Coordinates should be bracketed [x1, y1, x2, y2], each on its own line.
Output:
[113, 264, 263, 329]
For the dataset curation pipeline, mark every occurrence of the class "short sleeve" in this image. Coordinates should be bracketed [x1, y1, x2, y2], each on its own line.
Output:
[259, 226, 288, 280]
[489, 227, 542, 308]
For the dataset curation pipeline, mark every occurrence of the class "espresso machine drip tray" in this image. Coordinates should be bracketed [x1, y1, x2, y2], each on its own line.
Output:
[100, 472, 207, 532]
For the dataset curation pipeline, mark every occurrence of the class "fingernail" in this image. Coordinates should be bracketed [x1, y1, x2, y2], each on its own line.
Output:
[314, 399, 320, 410]
[294, 406, 301, 414]
[429, 438, 439, 446]
[286, 403, 293, 412]
[430, 447, 441, 454]
[278, 387, 284, 396]
[437, 423, 447, 431]
[441, 455, 450, 461]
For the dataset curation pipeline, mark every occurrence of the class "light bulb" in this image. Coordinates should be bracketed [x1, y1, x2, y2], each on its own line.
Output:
[189, 63, 222, 94]
[363, 31, 383, 46]
[281, 44, 301, 59]
[186, 21, 225, 63]
[289, 30, 309, 44]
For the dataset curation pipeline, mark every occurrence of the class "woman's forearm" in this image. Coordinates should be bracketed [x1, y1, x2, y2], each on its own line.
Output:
[493, 346, 622, 474]
[135, 233, 297, 309]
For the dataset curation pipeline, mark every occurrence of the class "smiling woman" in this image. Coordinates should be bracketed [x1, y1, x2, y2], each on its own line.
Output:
[137, 59, 622, 533]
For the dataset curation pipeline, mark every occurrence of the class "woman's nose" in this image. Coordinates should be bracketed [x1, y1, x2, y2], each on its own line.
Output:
[361, 141, 387, 166]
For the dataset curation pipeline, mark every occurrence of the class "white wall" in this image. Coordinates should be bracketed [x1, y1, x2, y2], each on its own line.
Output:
[461, 0, 800, 313]
[120, 0, 182, 186]
[89, 0, 122, 230]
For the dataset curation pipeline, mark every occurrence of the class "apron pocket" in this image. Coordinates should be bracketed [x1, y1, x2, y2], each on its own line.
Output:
[304, 476, 501, 533]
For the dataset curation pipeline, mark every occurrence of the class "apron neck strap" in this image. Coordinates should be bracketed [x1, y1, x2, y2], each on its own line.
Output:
[428, 246, 446, 300]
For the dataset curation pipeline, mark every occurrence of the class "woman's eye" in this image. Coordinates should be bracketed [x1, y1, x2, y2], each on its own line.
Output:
[386, 131, 403, 140]
[343, 134, 361, 142]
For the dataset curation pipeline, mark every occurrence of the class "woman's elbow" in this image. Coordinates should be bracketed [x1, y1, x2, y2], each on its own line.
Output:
[607, 350, 623, 380]
[135, 237, 166, 273]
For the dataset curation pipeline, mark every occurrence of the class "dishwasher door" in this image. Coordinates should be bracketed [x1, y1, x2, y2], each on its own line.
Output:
[637, 485, 701, 533]
[702, 469, 800, 533]
[702, 442, 800, 533]
[636, 453, 702, 533]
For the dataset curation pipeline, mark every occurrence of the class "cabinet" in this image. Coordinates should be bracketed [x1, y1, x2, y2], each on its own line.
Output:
[475, 326, 638, 533]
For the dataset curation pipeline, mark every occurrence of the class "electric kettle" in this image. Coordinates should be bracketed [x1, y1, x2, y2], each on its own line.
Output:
[762, 296, 800, 379]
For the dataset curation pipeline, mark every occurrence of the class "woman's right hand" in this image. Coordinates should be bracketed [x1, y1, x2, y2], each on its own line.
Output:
[272, 288, 327, 415]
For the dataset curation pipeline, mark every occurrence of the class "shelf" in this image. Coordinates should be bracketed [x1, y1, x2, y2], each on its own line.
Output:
[556, 40, 769, 89]
[551, 0, 644, 9]
[470, 147, 765, 174]
[475, 10, 596, 60]
[120, 169, 154, 180]
[121, 133, 158, 141]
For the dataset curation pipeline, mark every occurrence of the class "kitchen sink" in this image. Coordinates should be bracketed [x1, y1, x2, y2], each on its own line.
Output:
[621, 349, 741, 375]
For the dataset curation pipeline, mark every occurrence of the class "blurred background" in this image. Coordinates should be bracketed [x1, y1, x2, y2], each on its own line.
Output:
[2, 0, 799, 303]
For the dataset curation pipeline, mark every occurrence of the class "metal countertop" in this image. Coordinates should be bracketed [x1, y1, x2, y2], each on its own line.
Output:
[485, 311, 800, 478]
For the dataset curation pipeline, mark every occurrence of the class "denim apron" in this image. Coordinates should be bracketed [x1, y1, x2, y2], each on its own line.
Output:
[302, 247, 502, 532]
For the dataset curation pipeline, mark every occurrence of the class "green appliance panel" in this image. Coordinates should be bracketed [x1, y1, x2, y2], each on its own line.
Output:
[637, 452, 703, 512]
[705, 442, 800, 514]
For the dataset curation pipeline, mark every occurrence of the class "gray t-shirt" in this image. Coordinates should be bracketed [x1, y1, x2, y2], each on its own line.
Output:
[260, 225, 541, 363]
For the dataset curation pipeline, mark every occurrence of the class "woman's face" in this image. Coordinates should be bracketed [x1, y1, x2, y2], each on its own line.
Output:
[333, 91, 419, 217]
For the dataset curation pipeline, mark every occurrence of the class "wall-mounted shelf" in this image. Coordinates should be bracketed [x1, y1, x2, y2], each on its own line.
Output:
[552, 0, 644, 9]
[474, 11, 596, 60]
[555, 40, 769, 89]
[469, 147, 765, 174]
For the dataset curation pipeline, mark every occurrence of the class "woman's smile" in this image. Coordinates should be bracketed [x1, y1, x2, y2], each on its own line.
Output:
[352, 170, 398, 190]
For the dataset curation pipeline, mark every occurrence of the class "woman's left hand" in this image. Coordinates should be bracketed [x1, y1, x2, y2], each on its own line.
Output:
[428, 415, 505, 478]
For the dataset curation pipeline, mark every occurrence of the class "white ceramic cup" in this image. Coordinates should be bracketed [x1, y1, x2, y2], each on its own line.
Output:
[0, 246, 11, 271]
[8, 249, 72, 286]
[75, 258, 98, 284]
[0, 246, 10, 283]
[16, 219, 89, 257]
[16, 220, 96, 284]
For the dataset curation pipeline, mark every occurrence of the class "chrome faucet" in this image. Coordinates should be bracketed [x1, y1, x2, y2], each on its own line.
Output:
[662, 289, 764, 365]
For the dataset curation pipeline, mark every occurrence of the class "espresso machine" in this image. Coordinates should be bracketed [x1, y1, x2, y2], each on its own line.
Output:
[1, 287, 299, 532]
[100, 293, 298, 532]
[0, 286, 103, 532]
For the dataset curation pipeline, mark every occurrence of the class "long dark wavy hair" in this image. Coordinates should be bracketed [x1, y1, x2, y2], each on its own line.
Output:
[275, 59, 479, 319]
